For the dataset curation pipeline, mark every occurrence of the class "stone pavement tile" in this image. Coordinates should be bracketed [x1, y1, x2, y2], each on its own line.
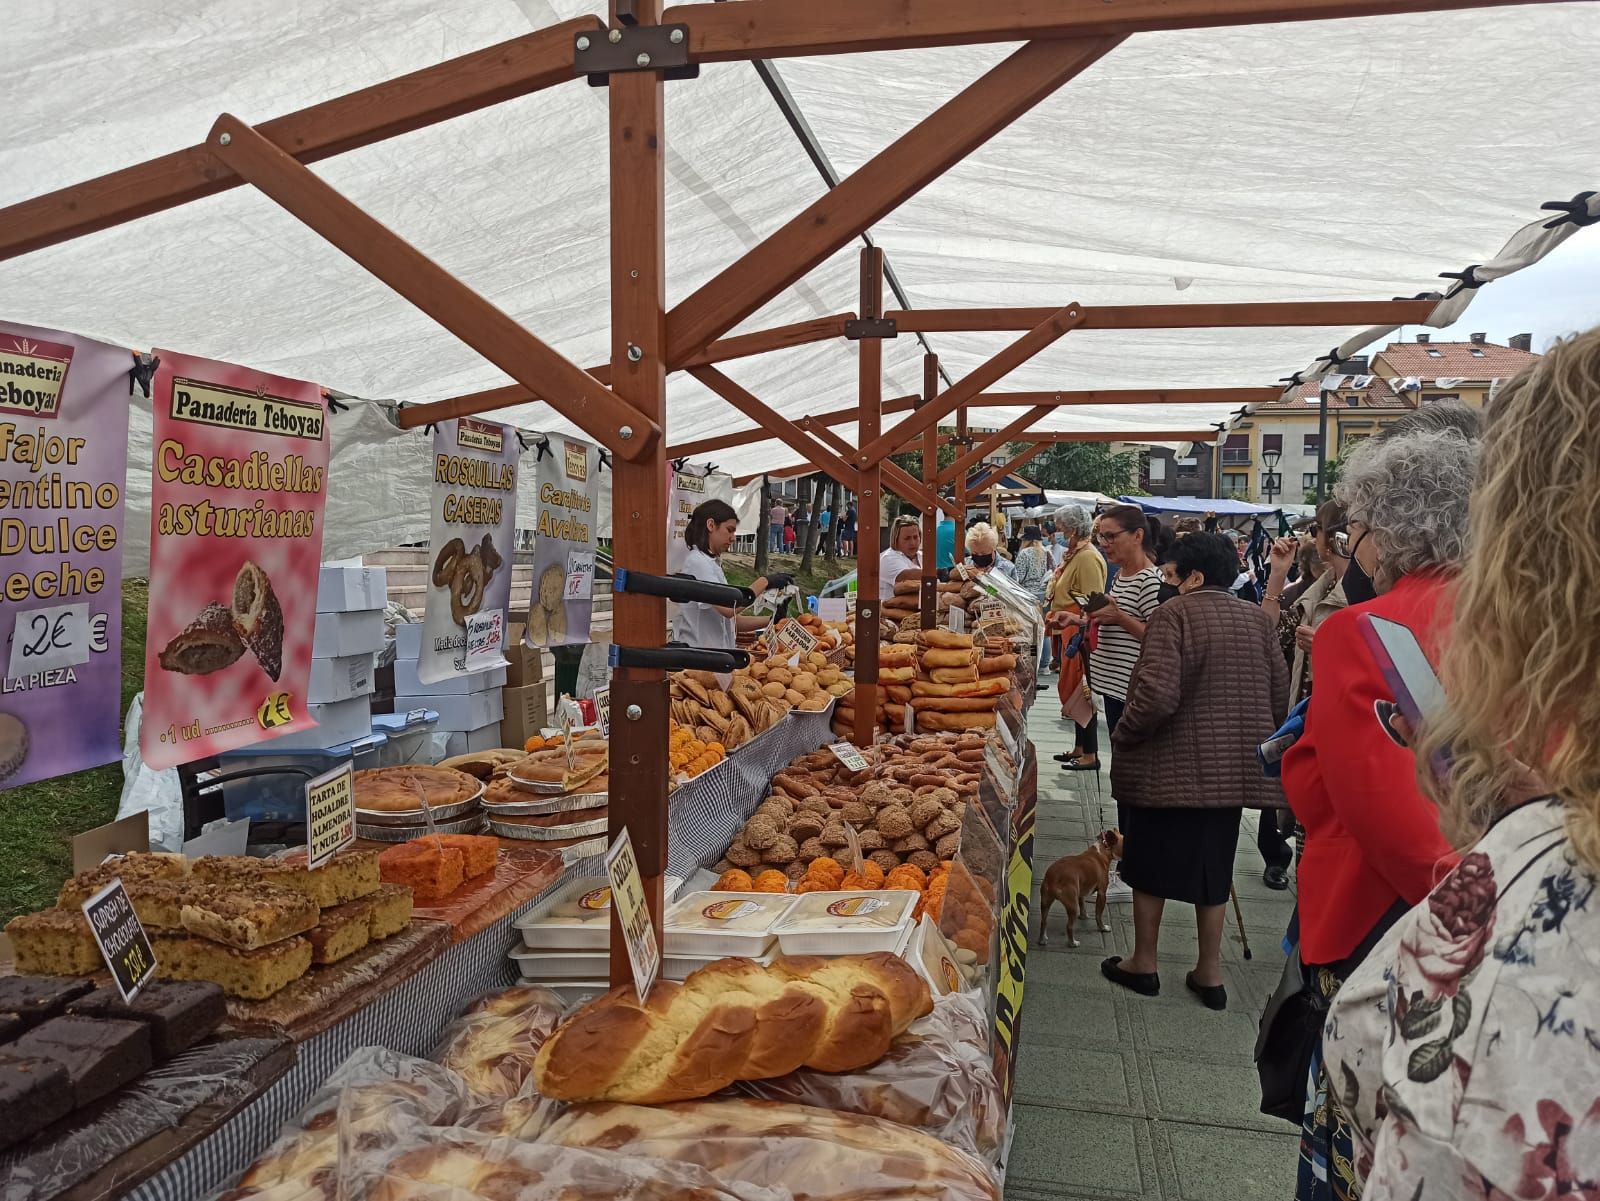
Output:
[1016, 1041, 1144, 1116]
[1021, 972, 1125, 1045]
[1007, 1106, 1159, 1199]
[1126, 988, 1260, 1056]
[1152, 1119, 1300, 1201]
[1146, 1056, 1287, 1134]
[1029, 923, 1125, 966]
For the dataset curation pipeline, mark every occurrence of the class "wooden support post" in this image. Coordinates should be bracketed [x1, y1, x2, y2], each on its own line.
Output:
[207, 115, 656, 460]
[886, 299, 1439, 333]
[853, 248, 885, 748]
[665, 393, 921, 459]
[938, 403, 1053, 486]
[799, 420, 957, 521]
[688, 366, 863, 485]
[605, 0, 669, 987]
[955, 407, 969, 526]
[988, 441, 1049, 483]
[919, 354, 940, 631]
[665, 38, 1117, 364]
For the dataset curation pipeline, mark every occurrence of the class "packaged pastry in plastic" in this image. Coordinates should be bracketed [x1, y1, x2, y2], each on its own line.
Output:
[735, 990, 1004, 1161]
[431, 985, 568, 1100]
[538, 1097, 1000, 1201]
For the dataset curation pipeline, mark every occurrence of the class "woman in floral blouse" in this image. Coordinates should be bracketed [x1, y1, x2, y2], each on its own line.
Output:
[1324, 327, 1600, 1199]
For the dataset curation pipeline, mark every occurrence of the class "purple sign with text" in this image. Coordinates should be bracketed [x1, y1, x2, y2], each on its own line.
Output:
[0, 321, 128, 789]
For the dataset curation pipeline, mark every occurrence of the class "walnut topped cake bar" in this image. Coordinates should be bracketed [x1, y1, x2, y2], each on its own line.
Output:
[180, 885, 319, 951]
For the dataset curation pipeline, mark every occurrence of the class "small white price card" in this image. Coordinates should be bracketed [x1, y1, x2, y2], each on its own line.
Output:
[565, 550, 595, 601]
[828, 741, 870, 772]
[594, 686, 611, 736]
[305, 762, 356, 869]
[464, 609, 506, 670]
[9, 602, 102, 677]
[774, 618, 818, 656]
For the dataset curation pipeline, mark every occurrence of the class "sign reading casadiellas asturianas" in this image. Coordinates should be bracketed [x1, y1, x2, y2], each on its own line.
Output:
[141, 350, 329, 769]
[0, 321, 130, 790]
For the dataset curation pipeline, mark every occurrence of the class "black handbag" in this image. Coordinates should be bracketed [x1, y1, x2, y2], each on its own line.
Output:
[1254, 901, 1408, 1124]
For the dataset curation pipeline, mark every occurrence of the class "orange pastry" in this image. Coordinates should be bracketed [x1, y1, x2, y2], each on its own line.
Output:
[378, 841, 465, 902]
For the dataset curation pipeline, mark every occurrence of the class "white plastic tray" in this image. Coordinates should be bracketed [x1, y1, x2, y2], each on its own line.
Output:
[663, 945, 780, 981]
[772, 889, 919, 955]
[662, 890, 797, 958]
[510, 947, 614, 981]
[514, 873, 685, 950]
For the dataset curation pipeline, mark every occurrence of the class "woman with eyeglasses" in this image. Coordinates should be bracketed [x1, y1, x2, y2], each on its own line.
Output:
[1279, 431, 1472, 1201]
[878, 515, 923, 599]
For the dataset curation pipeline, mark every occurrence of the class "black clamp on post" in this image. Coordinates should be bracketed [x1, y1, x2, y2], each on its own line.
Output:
[610, 642, 751, 673]
[613, 567, 754, 610]
[575, 24, 697, 85]
[844, 317, 898, 340]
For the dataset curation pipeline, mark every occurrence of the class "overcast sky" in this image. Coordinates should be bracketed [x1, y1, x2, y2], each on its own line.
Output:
[1413, 224, 1600, 352]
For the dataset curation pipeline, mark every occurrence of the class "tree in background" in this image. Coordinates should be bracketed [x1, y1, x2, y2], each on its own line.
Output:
[798, 471, 827, 576]
[888, 438, 959, 515]
[821, 476, 842, 566]
[1024, 442, 1141, 497]
[1307, 457, 1343, 505]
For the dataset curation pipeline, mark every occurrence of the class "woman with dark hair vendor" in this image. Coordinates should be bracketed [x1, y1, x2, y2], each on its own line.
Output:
[673, 499, 789, 649]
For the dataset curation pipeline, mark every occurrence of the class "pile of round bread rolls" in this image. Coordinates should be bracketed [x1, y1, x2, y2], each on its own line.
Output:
[832, 630, 1017, 739]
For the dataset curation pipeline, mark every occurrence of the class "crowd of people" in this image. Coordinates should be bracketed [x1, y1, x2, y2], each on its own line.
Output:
[1025, 329, 1600, 1200]
[767, 496, 859, 557]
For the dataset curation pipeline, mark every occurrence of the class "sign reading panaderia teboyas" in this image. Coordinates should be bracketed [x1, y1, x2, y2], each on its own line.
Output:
[142, 351, 329, 770]
[0, 334, 72, 418]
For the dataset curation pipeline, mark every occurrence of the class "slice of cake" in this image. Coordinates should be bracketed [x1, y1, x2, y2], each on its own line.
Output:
[152, 934, 312, 1001]
[190, 854, 341, 908]
[428, 835, 498, 880]
[9, 1016, 153, 1107]
[378, 843, 464, 903]
[4, 909, 102, 975]
[180, 885, 319, 950]
[272, 847, 382, 903]
[306, 901, 371, 965]
[365, 884, 414, 939]
[66, 981, 226, 1060]
[56, 852, 188, 908]
[0, 1052, 73, 1150]
[0, 976, 93, 1028]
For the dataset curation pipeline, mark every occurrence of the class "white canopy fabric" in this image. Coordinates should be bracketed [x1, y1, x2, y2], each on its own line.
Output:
[4, 2, 1596, 498]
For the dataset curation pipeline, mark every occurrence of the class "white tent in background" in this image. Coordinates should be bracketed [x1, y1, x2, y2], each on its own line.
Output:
[2, 1, 1596, 553]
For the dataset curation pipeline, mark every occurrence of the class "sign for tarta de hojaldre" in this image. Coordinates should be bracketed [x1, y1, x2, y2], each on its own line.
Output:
[0, 321, 130, 791]
[142, 351, 328, 770]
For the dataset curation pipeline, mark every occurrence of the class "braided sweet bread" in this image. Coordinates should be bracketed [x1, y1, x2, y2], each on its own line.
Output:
[532, 952, 932, 1104]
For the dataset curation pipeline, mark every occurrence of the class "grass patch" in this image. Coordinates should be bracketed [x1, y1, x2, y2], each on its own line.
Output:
[721, 553, 855, 600]
[1, 580, 148, 926]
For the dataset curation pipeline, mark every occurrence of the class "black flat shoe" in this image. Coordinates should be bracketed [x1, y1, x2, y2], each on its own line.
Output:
[1101, 957, 1160, 996]
[1053, 752, 1085, 763]
[1262, 866, 1290, 891]
[1185, 972, 1227, 1011]
[1063, 760, 1100, 772]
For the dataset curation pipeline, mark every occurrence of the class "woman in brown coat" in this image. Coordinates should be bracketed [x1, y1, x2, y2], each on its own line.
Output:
[1102, 532, 1288, 1010]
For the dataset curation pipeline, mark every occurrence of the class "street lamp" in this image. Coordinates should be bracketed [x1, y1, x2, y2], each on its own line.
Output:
[1261, 448, 1282, 507]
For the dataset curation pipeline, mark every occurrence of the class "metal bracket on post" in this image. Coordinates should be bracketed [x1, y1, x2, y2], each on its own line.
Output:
[575, 25, 697, 85]
[843, 317, 898, 341]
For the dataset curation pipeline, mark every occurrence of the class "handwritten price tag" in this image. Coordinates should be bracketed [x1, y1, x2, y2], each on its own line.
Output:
[774, 618, 818, 656]
[305, 762, 356, 869]
[9, 602, 102, 677]
[605, 828, 660, 1003]
[828, 742, 869, 772]
[594, 686, 611, 737]
[565, 551, 595, 601]
[465, 609, 505, 670]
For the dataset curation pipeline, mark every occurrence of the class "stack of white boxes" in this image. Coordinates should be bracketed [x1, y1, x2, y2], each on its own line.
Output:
[392, 623, 507, 756]
[264, 562, 386, 750]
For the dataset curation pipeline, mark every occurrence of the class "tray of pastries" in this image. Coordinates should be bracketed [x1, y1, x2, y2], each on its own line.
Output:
[481, 774, 609, 816]
[353, 766, 483, 825]
[504, 737, 608, 794]
[355, 812, 487, 842]
[485, 809, 609, 842]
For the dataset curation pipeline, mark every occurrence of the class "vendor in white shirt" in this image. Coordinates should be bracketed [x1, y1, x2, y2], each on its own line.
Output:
[878, 515, 924, 599]
[672, 499, 790, 649]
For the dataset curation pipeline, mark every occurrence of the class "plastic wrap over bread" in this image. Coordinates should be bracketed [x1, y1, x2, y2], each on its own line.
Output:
[368, 1128, 790, 1201]
[734, 990, 1004, 1161]
[532, 953, 932, 1104]
[432, 984, 569, 1099]
[539, 1097, 1001, 1201]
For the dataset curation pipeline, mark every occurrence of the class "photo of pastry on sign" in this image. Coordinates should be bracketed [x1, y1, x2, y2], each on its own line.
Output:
[142, 351, 328, 769]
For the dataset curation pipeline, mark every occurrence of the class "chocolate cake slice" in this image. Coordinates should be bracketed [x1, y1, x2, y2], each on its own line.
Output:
[231, 560, 284, 681]
[66, 981, 225, 1061]
[158, 602, 245, 675]
[0, 1052, 73, 1150]
[9, 1016, 153, 1108]
[0, 1014, 23, 1044]
[0, 976, 93, 1027]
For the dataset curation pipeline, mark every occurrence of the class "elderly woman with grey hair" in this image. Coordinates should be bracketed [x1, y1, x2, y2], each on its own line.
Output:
[1045, 504, 1107, 761]
[1279, 428, 1479, 1201]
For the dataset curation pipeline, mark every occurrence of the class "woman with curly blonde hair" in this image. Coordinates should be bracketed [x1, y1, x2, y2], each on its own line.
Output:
[1323, 327, 1600, 1200]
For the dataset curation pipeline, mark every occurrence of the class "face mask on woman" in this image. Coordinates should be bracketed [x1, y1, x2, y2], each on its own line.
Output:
[970, 552, 995, 568]
[1156, 582, 1181, 604]
[1342, 532, 1378, 604]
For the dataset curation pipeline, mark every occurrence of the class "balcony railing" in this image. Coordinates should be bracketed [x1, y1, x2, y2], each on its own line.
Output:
[1220, 450, 1251, 466]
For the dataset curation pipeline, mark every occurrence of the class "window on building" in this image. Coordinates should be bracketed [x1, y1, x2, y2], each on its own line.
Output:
[1303, 432, 1321, 455]
[1146, 456, 1166, 482]
[1175, 457, 1199, 477]
[1221, 433, 1250, 466]
[1342, 432, 1369, 450]
[1303, 472, 1319, 492]
[1221, 474, 1249, 499]
[1421, 393, 1460, 404]
[1469, 348, 1485, 357]
[1262, 433, 1283, 454]
[1426, 348, 1443, 358]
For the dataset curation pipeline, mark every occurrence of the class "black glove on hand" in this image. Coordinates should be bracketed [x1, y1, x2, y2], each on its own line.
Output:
[765, 573, 794, 591]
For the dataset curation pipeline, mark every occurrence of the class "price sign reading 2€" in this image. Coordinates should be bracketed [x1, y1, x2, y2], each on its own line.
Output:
[9, 602, 102, 678]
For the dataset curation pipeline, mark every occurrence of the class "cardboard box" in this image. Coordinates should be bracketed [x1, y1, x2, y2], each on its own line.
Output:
[394, 621, 424, 661]
[261, 697, 373, 751]
[502, 625, 544, 687]
[312, 609, 386, 658]
[393, 690, 503, 732]
[308, 653, 376, 704]
[499, 681, 549, 749]
[443, 724, 504, 757]
[394, 659, 506, 696]
[317, 563, 387, 613]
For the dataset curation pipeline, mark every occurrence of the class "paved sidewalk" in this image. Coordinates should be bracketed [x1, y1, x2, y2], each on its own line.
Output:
[1008, 699, 1301, 1201]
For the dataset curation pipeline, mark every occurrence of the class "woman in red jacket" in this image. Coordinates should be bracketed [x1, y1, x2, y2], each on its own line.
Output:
[1280, 427, 1478, 1201]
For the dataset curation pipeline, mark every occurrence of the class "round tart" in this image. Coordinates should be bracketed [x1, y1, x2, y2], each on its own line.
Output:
[354, 766, 481, 813]
[0, 712, 28, 781]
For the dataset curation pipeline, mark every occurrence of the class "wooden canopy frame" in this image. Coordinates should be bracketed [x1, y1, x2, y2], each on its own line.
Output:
[0, 0, 1539, 985]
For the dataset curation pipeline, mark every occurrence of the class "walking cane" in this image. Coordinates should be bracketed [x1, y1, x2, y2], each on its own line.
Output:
[1230, 884, 1252, 960]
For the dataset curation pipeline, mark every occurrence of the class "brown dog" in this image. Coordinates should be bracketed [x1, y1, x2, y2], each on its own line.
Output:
[1038, 829, 1123, 947]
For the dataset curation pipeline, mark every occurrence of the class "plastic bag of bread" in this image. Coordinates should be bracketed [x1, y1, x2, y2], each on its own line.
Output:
[539, 1097, 1000, 1200]
[431, 984, 569, 1099]
[732, 991, 1004, 1162]
[368, 1128, 788, 1201]
[218, 1047, 469, 1200]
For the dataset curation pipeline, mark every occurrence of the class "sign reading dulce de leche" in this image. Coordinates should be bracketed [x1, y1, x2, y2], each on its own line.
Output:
[0, 322, 130, 790]
[141, 351, 328, 769]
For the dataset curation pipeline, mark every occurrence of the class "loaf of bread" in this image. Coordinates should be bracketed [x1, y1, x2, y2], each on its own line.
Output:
[539, 1097, 1000, 1201]
[910, 677, 1007, 698]
[915, 710, 998, 731]
[532, 953, 932, 1104]
[434, 984, 567, 1098]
